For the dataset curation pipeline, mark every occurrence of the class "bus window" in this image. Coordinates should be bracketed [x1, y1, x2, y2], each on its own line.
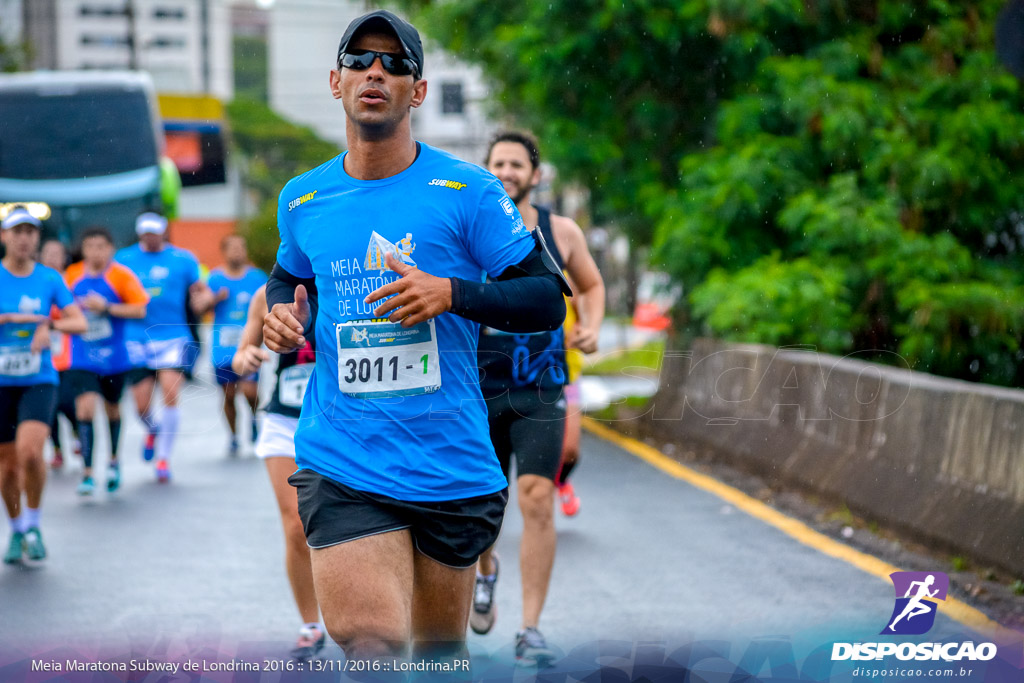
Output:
[0, 89, 157, 180]
[0, 71, 175, 247]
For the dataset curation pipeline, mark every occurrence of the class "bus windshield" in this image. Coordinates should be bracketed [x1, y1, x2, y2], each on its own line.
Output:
[0, 89, 158, 180]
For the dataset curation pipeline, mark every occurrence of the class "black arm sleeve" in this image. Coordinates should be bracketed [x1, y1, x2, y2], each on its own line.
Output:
[266, 262, 318, 336]
[449, 242, 569, 333]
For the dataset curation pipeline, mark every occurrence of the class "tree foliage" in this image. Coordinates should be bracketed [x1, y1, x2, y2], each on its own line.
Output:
[0, 25, 30, 72]
[653, 1, 1024, 384]
[233, 36, 269, 103]
[392, 0, 734, 240]
[395, 0, 1024, 385]
[225, 98, 342, 269]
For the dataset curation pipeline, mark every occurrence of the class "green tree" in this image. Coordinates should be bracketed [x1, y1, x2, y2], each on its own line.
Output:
[233, 35, 268, 102]
[393, 0, 732, 245]
[226, 98, 342, 269]
[395, 0, 1024, 385]
[0, 25, 30, 72]
[653, 1, 1024, 384]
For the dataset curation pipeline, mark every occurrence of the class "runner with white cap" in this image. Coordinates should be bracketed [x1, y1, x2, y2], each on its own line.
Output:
[115, 212, 213, 482]
[0, 207, 86, 564]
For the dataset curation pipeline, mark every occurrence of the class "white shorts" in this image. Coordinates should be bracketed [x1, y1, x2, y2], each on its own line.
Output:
[254, 412, 298, 460]
[127, 338, 192, 370]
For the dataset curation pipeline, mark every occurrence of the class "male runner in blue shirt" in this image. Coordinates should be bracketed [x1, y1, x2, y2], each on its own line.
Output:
[64, 227, 150, 494]
[0, 208, 86, 564]
[116, 213, 212, 482]
[199, 234, 266, 456]
[261, 9, 569, 667]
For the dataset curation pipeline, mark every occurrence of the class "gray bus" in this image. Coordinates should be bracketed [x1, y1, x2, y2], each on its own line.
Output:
[0, 70, 180, 247]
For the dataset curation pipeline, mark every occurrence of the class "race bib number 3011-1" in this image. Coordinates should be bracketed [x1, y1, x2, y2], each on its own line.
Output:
[336, 319, 441, 399]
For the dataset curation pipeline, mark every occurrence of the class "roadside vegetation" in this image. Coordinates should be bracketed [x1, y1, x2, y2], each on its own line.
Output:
[397, 0, 1024, 386]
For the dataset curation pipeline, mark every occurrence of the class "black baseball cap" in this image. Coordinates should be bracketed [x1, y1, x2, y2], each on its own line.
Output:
[337, 9, 424, 78]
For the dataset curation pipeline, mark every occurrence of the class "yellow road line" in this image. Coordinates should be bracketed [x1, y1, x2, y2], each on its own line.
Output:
[582, 417, 1019, 642]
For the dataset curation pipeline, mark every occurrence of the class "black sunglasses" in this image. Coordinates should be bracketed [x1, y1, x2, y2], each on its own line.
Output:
[339, 50, 418, 78]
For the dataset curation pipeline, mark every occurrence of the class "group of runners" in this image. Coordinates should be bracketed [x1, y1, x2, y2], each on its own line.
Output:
[1, 211, 269, 548]
[1, 7, 605, 671]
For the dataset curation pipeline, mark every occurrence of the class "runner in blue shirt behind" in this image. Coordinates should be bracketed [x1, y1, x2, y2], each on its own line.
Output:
[64, 227, 150, 495]
[261, 9, 570, 668]
[0, 208, 86, 565]
[115, 212, 213, 483]
[197, 234, 266, 456]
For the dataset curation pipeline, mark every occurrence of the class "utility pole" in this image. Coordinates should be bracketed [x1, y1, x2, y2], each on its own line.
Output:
[126, 0, 138, 70]
[200, 0, 210, 92]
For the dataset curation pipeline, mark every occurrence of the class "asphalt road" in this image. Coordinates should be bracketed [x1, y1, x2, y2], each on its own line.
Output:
[0, 352, 998, 680]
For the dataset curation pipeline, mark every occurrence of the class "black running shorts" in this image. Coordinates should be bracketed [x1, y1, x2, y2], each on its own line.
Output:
[64, 370, 126, 405]
[485, 386, 566, 481]
[289, 468, 508, 569]
[124, 367, 156, 386]
[0, 384, 58, 443]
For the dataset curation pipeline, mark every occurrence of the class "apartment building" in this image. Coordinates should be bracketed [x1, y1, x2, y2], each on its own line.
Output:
[14, 0, 232, 99]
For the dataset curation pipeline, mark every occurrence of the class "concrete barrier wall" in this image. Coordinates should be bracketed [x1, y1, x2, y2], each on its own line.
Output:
[644, 338, 1024, 575]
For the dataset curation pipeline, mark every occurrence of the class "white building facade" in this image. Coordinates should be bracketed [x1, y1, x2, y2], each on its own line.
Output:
[13, 0, 232, 99]
[0, 0, 23, 45]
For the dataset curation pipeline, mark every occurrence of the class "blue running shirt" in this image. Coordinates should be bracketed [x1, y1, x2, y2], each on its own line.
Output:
[65, 261, 150, 375]
[276, 143, 534, 501]
[115, 244, 200, 345]
[207, 266, 267, 367]
[0, 263, 73, 386]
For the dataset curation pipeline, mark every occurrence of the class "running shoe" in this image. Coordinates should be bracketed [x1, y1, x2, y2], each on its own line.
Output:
[76, 476, 95, 496]
[23, 527, 46, 561]
[470, 555, 499, 635]
[557, 481, 581, 517]
[3, 532, 24, 564]
[50, 450, 64, 469]
[106, 464, 121, 493]
[515, 627, 555, 667]
[289, 625, 326, 661]
[228, 437, 239, 458]
[251, 421, 258, 445]
[155, 459, 171, 483]
[142, 432, 157, 462]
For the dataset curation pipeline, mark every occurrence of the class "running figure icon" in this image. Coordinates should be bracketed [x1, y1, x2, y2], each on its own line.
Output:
[888, 574, 939, 632]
